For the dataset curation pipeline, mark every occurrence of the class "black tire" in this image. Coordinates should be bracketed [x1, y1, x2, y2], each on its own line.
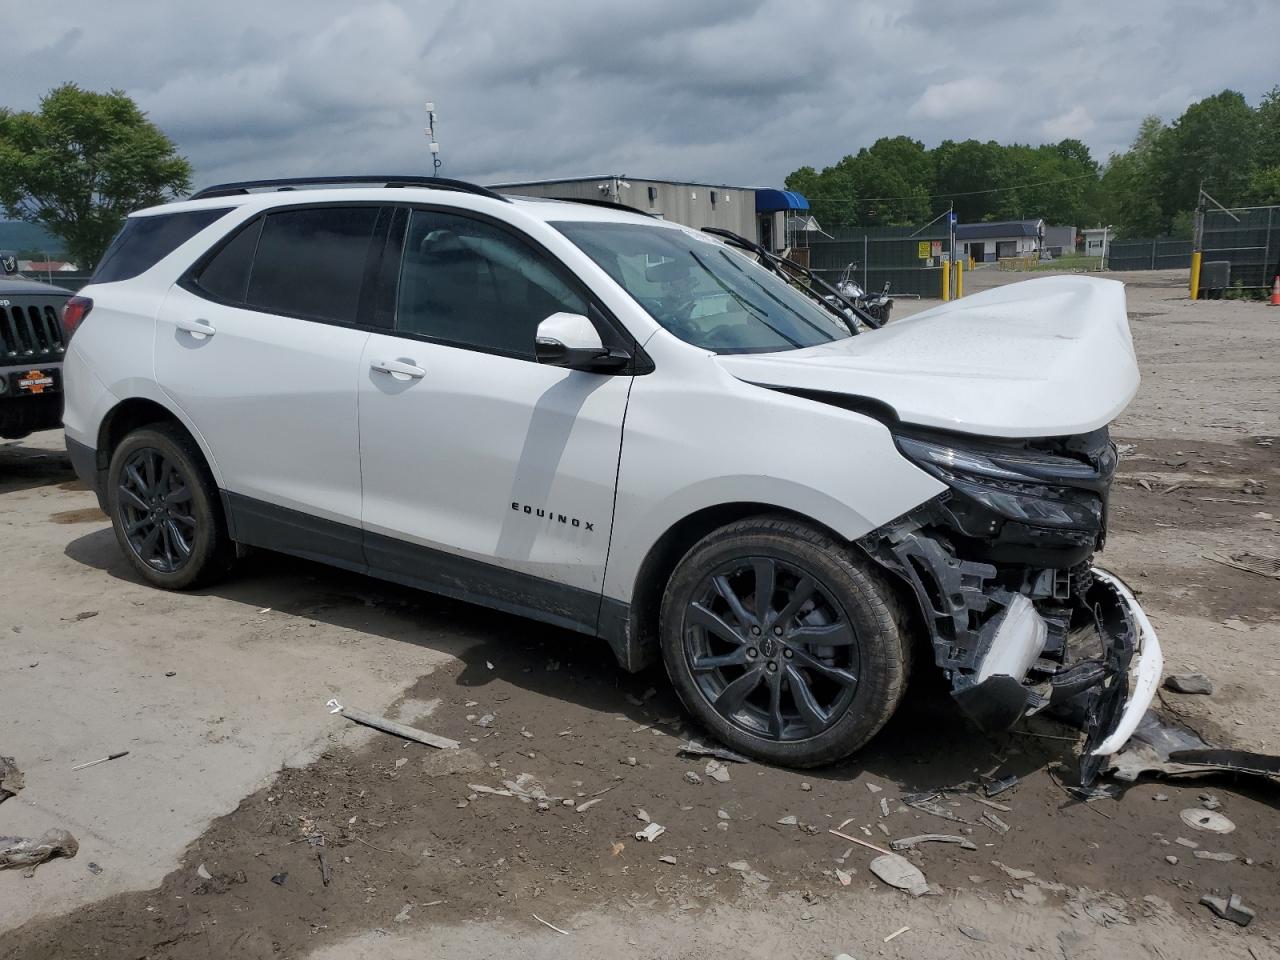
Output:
[106, 423, 233, 590]
[659, 516, 911, 768]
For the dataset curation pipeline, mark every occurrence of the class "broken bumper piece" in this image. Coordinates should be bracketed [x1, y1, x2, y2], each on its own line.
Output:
[859, 506, 1162, 783]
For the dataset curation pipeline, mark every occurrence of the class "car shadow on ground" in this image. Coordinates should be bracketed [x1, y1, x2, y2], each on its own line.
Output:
[0, 440, 76, 494]
[64, 525, 1078, 801]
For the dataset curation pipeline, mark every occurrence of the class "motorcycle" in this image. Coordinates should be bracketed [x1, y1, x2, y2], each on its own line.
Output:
[832, 263, 893, 325]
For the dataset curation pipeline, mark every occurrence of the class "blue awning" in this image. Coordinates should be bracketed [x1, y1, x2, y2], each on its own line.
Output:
[755, 189, 810, 213]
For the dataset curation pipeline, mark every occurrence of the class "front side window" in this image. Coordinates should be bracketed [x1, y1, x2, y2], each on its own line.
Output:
[553, 221, 852, 354]
[94, 207, 231, 283]
[244, 206, 380, 324]
[396, 210, 586, 358]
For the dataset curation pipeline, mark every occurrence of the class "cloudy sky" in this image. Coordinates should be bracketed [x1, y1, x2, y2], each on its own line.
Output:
[7, 0, 1276, 192]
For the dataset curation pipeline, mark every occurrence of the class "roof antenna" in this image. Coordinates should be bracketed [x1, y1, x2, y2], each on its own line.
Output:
[425, 101, 441, 177]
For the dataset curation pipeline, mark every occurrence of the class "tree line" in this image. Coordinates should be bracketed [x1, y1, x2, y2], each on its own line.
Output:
[785, 87, 1280, 239]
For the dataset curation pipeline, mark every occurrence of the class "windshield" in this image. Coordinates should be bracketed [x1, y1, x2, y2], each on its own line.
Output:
[552, 221, 854, 354]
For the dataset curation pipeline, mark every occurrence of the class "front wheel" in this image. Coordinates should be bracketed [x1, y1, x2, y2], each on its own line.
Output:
[106, 424, 233, 590]
[659, 517, 910, 767]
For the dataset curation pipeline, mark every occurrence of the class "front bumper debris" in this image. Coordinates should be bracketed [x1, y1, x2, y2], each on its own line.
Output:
[859, 503, 1162, 784]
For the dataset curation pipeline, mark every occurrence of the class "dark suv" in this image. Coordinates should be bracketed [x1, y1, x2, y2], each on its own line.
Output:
[0, 251, 73, 439]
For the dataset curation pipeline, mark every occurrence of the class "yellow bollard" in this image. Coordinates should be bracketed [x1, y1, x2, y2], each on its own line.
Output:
[1189, 251, 1202, 300]
[956, 257, 964, 298]
[942, 259, 951, 302]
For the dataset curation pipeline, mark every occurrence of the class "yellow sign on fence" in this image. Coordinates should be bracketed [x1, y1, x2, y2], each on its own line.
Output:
[917, 241, 930, 259]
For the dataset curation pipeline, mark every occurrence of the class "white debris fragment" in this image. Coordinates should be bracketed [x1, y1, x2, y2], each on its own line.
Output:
[705, 759, 731, 782]
[776, 815, 798, 826]
[870, 854, 928, 896]
[635, 822, 666, 842]
[576, 798, 602, 813]
[196, 863, 212, 880]
[834, 868, 853, 886]
[636, 809, 651, 823]
[866, 782, 882, 793]
[1180, 808, 1235, 834]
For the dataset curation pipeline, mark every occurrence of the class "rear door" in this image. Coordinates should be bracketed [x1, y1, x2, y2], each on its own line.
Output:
[156, 204, 387, 564]
[356, 206, 633, 632]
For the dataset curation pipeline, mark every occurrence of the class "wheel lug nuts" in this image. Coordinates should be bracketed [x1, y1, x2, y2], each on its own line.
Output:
[766, 662, 777, 672]
[750, 626, 760, 636]
[783, 649, 793, 658]
[773, 626, 783, 636]
[747, 648, 758, 657]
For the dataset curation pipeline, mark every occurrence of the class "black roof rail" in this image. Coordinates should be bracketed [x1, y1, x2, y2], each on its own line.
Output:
[189, 175, 511, 203]
[543, 196, 657, 218]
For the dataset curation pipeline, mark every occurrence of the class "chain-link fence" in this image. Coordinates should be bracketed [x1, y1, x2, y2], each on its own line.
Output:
[801, 224, 952, 298]
[1106, 238, 1192, 271]
[1200, 205, 1280, 291]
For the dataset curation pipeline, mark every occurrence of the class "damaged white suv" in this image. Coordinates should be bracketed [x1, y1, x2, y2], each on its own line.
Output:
[62, 176, 1160, 779]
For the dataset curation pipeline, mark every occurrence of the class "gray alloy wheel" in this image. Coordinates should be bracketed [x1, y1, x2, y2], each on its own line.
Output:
[660, 516, 910, 768]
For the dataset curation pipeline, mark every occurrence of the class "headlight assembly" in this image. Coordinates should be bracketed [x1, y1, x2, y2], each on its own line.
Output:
[894, 431, 1108, 531]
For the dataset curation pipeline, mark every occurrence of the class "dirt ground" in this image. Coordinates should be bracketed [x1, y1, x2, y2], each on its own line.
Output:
[1, 267, 1277, 959]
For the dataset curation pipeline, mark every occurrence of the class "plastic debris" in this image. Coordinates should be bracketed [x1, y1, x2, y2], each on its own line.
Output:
[879, 797, 890, 817]
[883, 925, 911, 942]
[992, 861, 1035, 880]
[270, 872, 287, 885]
[1164, 674, 1213, 695]
[958, 925, 990, 942]
[1200, 893, 1254, 926]
[196, 863, 213, 880]
[635, 809, 650, 823]
[705, 759, 731, 782]
[326, 699, 459, 749]
[834, 868, 853, 886]
[980, 811, 1011, 834]
[1193, 850, 1237, 862]
[1205, 550, 1279, 579]
[684, 771, 702, 785]
[0, 829, 78, 874]
[532, 913, 571, 935]
[776, 815, 798, 826]
[1180, 808, 1235, 834]
[635, 822, 665, 842]
[984, 774, 1018, 797]
[0, 756, 23, 804]
[891, 834, 977, 852]
[869, 854, 928, 896]
[71, 751, 129, 772]
[676, 740, 750, 763]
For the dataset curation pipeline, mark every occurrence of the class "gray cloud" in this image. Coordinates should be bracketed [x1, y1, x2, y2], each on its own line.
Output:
[5, 0, 1276, 191]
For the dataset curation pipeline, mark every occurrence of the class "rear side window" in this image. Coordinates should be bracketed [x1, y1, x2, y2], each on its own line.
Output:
[94, 208, 231, 284]
[245, 206, 380, 324]
[191, 217, 262, 304]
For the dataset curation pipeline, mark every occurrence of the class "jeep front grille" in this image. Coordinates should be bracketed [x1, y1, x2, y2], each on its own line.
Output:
[1, 301, 66, 360]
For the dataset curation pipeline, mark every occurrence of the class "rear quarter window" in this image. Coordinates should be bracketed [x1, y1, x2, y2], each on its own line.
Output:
[93, 208, 232, 284]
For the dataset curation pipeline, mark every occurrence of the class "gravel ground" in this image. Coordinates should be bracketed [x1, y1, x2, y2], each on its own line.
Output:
[1, 267, 1277, 959]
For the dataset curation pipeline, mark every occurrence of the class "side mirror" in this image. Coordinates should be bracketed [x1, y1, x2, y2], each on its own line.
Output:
[535, 312, 629, 372]
[0, 250, 17, 276]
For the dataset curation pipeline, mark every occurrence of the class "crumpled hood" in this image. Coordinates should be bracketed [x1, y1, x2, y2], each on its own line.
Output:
[718, 275, 1138, 439]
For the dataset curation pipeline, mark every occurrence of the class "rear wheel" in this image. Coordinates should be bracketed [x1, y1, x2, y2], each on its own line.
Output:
[659, 516, 910, 767]
[106, 424, 232, 589]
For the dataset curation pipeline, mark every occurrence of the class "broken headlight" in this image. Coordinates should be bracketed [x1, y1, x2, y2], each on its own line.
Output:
[894, 430, 1105, 530]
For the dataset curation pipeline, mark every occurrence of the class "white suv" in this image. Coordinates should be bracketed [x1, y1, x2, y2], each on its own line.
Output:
[62, 176, 1160, 776]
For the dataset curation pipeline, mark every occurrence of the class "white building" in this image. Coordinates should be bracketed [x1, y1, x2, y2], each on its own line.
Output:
[1082, 227, 1114, 259]
[955, 219, 1044, 263]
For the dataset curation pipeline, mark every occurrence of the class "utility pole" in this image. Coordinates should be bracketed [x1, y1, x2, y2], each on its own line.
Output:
[425, 101, 441, 176]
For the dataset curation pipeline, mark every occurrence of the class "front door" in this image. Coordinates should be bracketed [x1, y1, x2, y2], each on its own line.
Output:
[156, 204, 385, 564]
[357, 208, 632, 633]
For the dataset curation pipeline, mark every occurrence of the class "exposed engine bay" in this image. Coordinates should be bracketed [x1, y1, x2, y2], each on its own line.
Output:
[860, 425, 1163, 784]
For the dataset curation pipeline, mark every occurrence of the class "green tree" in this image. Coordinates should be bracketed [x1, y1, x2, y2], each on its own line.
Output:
[1153, 89, 1257, 214]
[0, 84, 191, 271]
[1098, 116, 1167, 235]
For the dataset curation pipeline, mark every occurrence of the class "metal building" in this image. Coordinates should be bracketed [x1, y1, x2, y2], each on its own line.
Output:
[489, 175, 810, 253]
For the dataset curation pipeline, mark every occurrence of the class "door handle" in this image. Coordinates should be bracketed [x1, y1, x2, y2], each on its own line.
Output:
[176, 317, 216, 338]
[370, 358, 425, 380]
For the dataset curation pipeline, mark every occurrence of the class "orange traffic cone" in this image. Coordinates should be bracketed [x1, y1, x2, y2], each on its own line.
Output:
[1271, 275, 1280, 306]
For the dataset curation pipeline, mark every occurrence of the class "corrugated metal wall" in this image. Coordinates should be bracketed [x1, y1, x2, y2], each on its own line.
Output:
[493, 178, 757, 237]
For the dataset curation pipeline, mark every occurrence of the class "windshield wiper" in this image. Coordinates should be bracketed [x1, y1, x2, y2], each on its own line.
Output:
[700, 227, 882, 332]
[687, 250, 803, 348]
